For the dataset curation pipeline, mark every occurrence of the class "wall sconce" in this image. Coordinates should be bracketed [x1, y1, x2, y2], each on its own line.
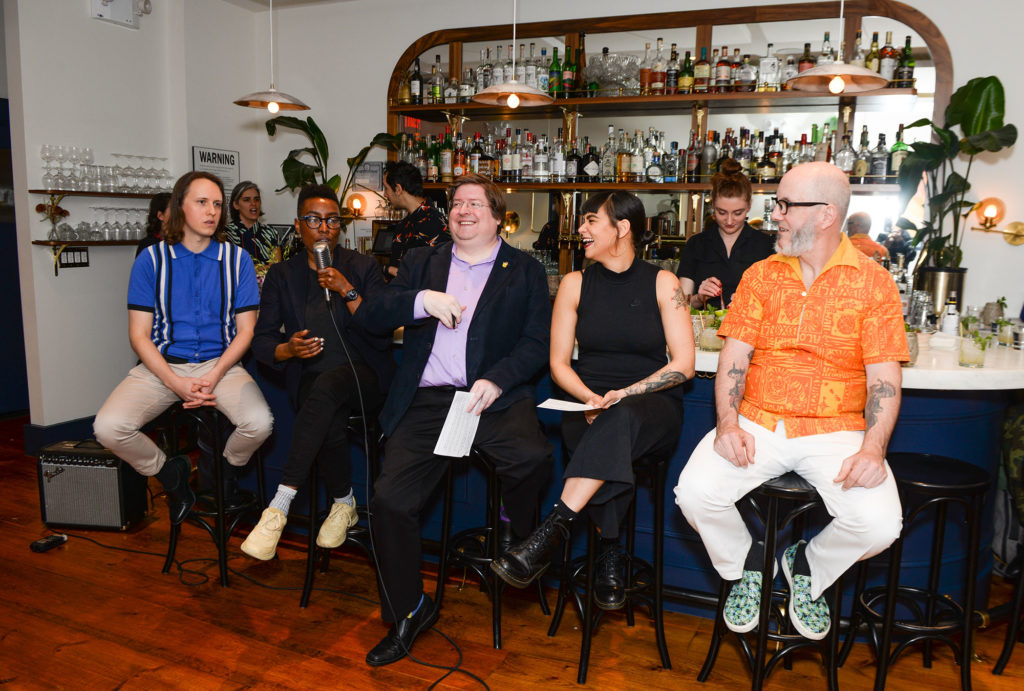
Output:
[347, 193, 366, 218]
[503, 211, 521, 236]
[971, 197, 1024, 245]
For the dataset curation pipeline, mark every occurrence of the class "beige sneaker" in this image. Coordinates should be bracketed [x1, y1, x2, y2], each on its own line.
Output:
[241, 507, 287, 560]
[316, 501, 358, 549]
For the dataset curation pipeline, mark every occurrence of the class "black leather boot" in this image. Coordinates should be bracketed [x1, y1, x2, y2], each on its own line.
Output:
[594, 538, 625, 610]
[490, 509, 573, 588]
[220, 461, 248, 512]
[155, 455, 195, 525]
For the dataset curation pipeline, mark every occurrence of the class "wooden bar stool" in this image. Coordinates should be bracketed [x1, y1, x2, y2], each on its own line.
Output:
[698, 472, 843, 691]
[161, 404, 266, 586]
[298, 414, 382, 608]
[435, 447, 550, 650]
[546, 451, 673, 685]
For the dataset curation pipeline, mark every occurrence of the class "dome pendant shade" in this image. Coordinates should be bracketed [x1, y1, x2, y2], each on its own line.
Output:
[786, 62, 890, 94]
[472, 80, 553, 108]
[233, 87, 310, 111]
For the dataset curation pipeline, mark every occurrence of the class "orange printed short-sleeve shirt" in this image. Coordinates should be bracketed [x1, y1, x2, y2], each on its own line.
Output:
[717, 234, 909, 438]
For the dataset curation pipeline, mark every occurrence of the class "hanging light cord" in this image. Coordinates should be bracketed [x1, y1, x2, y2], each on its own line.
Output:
[268, 0, 276, 90]
[510, 0, 517, 79]
[837, 0, 845, 62]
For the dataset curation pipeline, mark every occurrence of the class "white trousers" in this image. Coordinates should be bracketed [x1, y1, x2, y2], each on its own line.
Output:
[674, 416, 902, 600]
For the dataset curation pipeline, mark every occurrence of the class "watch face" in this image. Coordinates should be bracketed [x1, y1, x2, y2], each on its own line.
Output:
[345, 289, 359, 302]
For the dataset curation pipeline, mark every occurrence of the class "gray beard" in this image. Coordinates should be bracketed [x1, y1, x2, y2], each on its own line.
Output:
[775, 225, 815, 256]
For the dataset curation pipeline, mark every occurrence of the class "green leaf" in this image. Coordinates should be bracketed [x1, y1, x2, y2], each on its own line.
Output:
[961, 123, 1018, 155]
[281, 157, 318, 191]
[306, 117, 329, 167]
[326, 174, 342, 193]
[897, 155, 928, 210]
[942, 171, 970, 197]
[265, 115, 312, 138]
[946, 76, 1005, 136]
[904, 117, 934, 131]
[287, 147, 318, 161]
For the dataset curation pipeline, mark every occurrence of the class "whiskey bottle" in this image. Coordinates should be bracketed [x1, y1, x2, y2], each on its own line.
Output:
[734, 55, 757, 92]
[665, 44, 680, 95]
[879, 31, 898, 82]
[869, 133, 889, 182]
[469, 133, 483, 175]
[715, 46, 732, 93]
[894, 36, 915, 88]
[685, 131, 701, 183]
[616, 128, 631, 183]
[852, 125, 871, 183]
[452, 137, 466, 178]
[440, 127, 454, 183]
[409, 58, 423, 105]
[650, 38, 667, 95]
[798, 43, 815, 72]
[693, 47, 711, 93]
[889, 124, 909, 177]
[779, 55, 798, 89]
[639, 42, 653, 95]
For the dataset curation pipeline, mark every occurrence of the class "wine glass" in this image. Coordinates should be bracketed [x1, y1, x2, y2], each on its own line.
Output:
[100, 207, 114, 241]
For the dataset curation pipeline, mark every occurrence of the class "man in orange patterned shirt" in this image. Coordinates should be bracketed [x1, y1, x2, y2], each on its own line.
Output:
[675, 162, 908, 641]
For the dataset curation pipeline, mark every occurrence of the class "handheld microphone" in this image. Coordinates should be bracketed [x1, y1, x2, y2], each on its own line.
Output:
[312, 240, 332, 303]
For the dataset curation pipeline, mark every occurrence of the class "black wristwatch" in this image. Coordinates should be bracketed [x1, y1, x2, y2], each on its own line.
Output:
[342, 288, 360, 303]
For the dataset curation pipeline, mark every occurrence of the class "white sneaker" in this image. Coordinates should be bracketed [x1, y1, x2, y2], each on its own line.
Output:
[316, 501, 358, 549]
[241, 508, 286, 560]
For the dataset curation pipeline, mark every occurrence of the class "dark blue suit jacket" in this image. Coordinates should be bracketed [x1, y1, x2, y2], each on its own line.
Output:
[252, 248, 395, 409]
[361, 239, 551, 437]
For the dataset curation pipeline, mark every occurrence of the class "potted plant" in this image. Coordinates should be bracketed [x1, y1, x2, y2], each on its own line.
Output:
[896, 75, 1017, 307]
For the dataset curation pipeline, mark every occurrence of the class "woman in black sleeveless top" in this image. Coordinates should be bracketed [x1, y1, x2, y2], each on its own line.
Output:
[492, 191, 695, 609]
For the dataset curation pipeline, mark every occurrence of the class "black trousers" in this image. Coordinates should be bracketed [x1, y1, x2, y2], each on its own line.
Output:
[279, 362, 383, 498]
[371, 387, 554, 622]
[562, 392, 683, 538]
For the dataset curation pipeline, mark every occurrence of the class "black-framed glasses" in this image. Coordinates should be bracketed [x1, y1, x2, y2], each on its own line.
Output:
[300, 215, 343, 229]
[772, 197, 828, 215]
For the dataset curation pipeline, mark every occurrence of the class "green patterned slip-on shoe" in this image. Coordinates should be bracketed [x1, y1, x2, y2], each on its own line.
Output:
[782, 540, 831, 640]
[724, 559, 776, 633]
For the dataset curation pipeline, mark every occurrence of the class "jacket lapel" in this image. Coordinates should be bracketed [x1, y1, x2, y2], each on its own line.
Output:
[475, 240, 517, 315]
[287, 255, 309, 328]
[426, 243, 453, 292]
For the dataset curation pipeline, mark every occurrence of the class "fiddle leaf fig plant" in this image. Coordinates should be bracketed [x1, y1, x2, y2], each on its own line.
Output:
[896, 76, 1017, 269]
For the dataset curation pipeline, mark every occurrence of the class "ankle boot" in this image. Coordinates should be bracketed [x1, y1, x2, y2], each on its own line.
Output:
[221, 461, 248, 512]
[594, 539, 625, 610]
[156, 455, 196, 525]
[490, 510, 573, 588]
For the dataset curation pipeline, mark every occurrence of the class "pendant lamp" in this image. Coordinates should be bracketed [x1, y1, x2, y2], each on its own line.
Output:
[233, 0, 309, 113]
[785, 0, 889, 94]
[472, 0, 553, 109]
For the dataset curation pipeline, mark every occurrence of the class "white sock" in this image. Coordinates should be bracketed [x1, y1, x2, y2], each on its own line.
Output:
[334, 489, 355, 508]
[270, 485, 298, 515]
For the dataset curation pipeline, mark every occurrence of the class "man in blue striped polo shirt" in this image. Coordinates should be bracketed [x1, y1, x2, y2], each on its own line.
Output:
[94, 172, 273, 524]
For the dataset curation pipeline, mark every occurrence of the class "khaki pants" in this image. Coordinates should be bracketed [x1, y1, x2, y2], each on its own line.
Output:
[93, 360, 273, 476]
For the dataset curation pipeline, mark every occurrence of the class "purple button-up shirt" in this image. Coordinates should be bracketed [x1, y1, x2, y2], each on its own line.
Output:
[415, 239, 502, 387]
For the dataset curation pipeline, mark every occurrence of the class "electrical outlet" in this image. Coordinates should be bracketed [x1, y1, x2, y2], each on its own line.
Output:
[58, 247, 90, 269]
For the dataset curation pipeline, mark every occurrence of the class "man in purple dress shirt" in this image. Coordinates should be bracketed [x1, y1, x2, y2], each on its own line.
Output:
[360, 174, 554, 666]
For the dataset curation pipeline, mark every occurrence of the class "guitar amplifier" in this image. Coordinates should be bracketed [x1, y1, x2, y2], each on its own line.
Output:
[37, 440, 149, 530]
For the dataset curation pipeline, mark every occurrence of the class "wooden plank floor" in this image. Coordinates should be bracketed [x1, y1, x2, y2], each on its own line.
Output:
[2, 414, 1022, 690]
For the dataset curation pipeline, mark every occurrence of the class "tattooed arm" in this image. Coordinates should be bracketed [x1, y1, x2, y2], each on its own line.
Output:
[834, 361, 903, 490]
[711, 336, 757, 466]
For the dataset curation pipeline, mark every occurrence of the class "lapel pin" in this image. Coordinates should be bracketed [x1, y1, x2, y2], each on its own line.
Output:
[502, 261, 508, 268]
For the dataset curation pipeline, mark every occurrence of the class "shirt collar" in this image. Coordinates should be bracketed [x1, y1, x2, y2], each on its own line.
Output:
[451, 237, 502, 268]
[167, 240, 223, 261]
[769, 233, 862, 277]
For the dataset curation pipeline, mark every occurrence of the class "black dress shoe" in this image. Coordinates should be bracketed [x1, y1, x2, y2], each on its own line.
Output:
[220, 464, 250, 512]
[491, 510, 573, 588]
[156, 455, 196, 525]
[497, 520, 515, 555]
[594, 541, 625, 611]
[365, 595, 438, 667]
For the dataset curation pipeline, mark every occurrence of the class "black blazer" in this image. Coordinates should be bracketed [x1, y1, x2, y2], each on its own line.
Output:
[252, 248, 395, 409]
[360, 240, 551, 437]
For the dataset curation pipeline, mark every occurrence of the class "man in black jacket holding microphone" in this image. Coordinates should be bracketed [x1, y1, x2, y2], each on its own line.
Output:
[243, 184, 394, 560]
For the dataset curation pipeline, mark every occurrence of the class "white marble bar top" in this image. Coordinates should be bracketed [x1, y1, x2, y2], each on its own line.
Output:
[694, 343, 1024, 391]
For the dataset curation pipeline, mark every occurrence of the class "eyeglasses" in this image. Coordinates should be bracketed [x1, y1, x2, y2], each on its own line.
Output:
[450, 200, 490, 211]
[772, 198, 828, 215]
[300, 215, 343, 229]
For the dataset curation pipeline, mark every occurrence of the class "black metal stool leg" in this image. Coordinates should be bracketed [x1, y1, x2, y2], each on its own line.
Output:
[163, 522, 180, 573]
[653, 458, 671, 669]
[488, 462, 503, 649]
[547, 536, 572, 637]
[960, 496, 981, 691]
[434, 462, 455, 608]
[873, 536, 904, 691]
[698, 578, 731, 681]
[301, 468, 319, 609]
[994, 556, 1024, 674]
[923, 502, 949, 668]
[752, 494, 779, 691]
[577, 520, 597, 685]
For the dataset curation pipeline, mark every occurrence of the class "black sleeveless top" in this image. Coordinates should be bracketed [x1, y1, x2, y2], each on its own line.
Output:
[575, 257, 681, 401]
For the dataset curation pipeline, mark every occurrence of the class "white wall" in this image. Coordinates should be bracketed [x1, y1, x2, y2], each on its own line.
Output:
[6, 0, 1024, 427]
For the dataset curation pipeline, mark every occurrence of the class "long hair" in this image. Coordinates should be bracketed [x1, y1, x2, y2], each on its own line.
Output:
[580, 190, 653, 249]
[163, 171, 227, 245]
[145, 192, 171, 239]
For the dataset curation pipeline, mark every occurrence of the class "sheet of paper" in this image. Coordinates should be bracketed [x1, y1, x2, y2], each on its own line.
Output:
[537, 398, 616, 412]
[433, 391, 482, 457]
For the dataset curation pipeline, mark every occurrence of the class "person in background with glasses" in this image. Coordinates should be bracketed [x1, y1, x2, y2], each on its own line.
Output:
[676, 158, 774, 309]
[675, 162, 908, 642]
[382, 161, 449, 278]
[225, 180, 282, 265]
[358, 173, 554, 667]
[242, 185, 394, 560]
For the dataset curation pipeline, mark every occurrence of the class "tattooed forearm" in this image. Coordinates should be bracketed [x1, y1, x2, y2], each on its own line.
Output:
[724, 351, 752, 413]
[865, 379, 897, 430]
[625, 370, 688, 395]
[672, 285, 691, 310]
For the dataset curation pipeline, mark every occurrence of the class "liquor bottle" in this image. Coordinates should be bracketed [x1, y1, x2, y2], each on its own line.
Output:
[650, 38, 667, 95]
[581, 143, 601, 182]
[414, 136, 428, 179]
[561, 48, 576, 97]
[469, 133, 483, 175]
[819, 32, 835, 65]
[700, 130, 718, 179]
[814, 123, 831, 162]
[453, 137, 467, 178]
[565, 138, 582, 182]
[510, 129, 523, 182]
[573, 46, 583, 95]
[663, 141, 680, 183]
[409, 58, 423, 105]
[665, 44, 680, 95]
[533, 134, 550, 182]
[514, 44, 527, 85]
[849, 30, 866, 68]
[715, 46, 732, 93]
[427, 135, 440, 182]
[443, 75, 458, 104]
[709, 48, 719, 92]
[735, 55, 757, 92]
[526, 42, 538, 89]
[767, 130, 784, 178]
[889, 124, 909, 177]
[869, 133, 889, 182]
[757, 43, 779, 92]
[865, 31, 881, 73]
[600, 125, 617, 182]
[616, 128, 631, 183]
[729, 48, 742, 87]
[639, 42, 653, 95]
[629, 130, 646, 182]
[833, 133, 857, 173]
[646, 153, 664, 183]
[755, 138, 776, 183]
[538, 49, 550, 93]
[548, 47, 563, 97]
[693, 47, 710, 93]
[852, 125, 871, 183]
[440, 127, 454, 183]
[551, 128, 567, 182]
[879, 31, 897, 82]
[895, 36, 915, 88]
[680, 51, 695, 94]
[685, 131, 701, 183]
[779, 55, 798, 89]
[499, 129, 513, 182]
[484, 135, 499, 180]
[736, 130, 753, 173]
[504, 43, 515, 84]
[798, 43, 815, 72]
[478, 48, 492, 90]
[520, 130, 534, 181]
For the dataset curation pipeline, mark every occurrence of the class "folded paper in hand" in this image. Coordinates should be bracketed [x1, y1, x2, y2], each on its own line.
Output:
[433, 391, 481, 457]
